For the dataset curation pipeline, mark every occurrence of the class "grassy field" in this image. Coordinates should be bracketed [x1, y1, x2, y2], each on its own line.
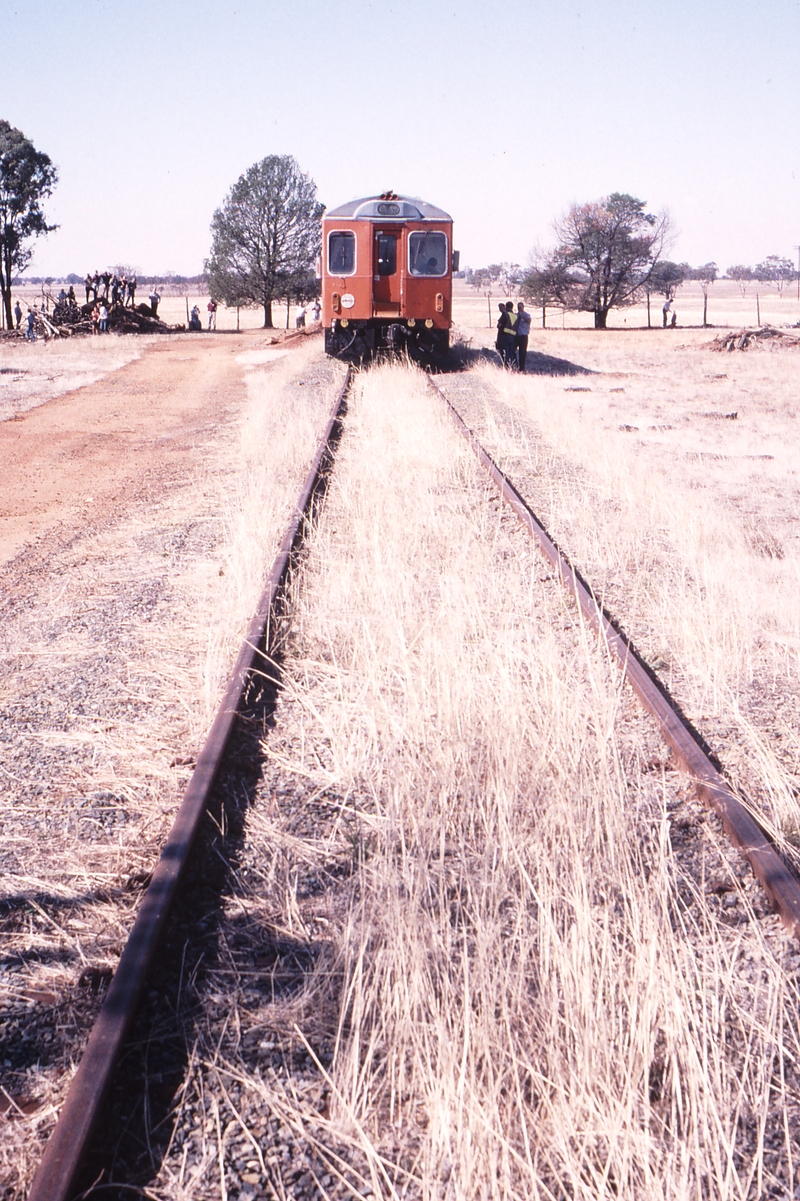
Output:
[182, 361, 798, 1200]
[2, 288, 800, 1197]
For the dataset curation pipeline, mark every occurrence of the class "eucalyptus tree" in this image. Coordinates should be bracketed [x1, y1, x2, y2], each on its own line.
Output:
[550, 193, 670, 328]
[206, 155, 323, 328]
[0, 120, 58, 329]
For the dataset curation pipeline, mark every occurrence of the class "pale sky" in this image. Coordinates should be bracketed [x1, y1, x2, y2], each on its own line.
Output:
[3, 0, 799, 277]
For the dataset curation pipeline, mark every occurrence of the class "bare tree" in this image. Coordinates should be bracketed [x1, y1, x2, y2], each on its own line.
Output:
[726, 265, 754, 298]
[521, 250, 573, 328]
[691, 262, 718, 327]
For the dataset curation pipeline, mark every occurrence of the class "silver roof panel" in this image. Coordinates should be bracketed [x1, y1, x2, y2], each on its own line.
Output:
[325, 194, 452, 221]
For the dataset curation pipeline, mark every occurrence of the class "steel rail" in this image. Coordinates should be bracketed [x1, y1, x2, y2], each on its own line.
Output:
[429, 376, 800, 938]
[28, 365, 352, 1201]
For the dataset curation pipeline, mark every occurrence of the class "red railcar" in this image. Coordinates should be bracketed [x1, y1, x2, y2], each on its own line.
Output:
[321, 191, 457, 357]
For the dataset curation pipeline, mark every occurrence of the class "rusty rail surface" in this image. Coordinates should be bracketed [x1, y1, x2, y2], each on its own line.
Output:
[429, 376, 800, 938]
[28, 365, 352, 1201]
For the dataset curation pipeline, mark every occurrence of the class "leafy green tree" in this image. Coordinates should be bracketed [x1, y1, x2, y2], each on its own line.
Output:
[755, 255, 795, 297]
[552, 192, 670, 328]
[205, 155, 323, 328]
[0, 120, 58, 329]
[643, 260, 689, 327]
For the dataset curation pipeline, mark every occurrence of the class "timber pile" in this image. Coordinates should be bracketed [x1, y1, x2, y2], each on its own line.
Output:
[710, 326, 800, 352]
[21, 299, 182, 338]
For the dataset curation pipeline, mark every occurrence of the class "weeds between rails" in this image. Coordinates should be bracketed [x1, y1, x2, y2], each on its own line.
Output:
[28, 357, 797, 1201]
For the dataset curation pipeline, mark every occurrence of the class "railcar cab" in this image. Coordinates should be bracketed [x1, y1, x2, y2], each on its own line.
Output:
[321, 192, 456, 358]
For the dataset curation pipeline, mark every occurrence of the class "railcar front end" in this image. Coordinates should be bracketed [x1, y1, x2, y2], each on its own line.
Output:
[321, 193, 457, 358]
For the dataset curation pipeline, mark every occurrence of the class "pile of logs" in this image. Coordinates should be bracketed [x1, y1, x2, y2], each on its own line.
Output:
[20, 299, 181, 339]
[711, 326, 800, 352]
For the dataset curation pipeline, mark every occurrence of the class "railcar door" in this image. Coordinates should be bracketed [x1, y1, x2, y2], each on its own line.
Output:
[372, 230, 401, 317]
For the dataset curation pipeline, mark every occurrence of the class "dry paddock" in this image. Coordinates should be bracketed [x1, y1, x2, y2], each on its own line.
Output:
[1, 320, 800, 1201]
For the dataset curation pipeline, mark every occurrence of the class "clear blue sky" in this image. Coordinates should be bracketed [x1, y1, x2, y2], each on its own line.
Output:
[3, 0, 799, 276]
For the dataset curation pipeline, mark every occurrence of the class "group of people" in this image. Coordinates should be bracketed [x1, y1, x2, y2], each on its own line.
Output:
[295, 299, 321, 328]
[84, 271, 137, 307]
[496, 301, 532, 369]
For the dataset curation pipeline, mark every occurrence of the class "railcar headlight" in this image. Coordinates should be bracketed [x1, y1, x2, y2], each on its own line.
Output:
[340, 318, 349, 327]
[407, 317, 416, 327]
[425, 319, 434, 328]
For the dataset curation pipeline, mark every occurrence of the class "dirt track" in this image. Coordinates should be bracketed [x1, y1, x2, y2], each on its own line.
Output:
[0, 333, 255, 580]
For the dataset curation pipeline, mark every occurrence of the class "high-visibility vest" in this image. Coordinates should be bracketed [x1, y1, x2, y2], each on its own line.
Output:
[504, 311, 518, 334]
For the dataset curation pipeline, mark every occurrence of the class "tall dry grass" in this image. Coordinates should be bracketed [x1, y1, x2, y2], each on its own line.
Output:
[475, 360, 800, 843]
[261, 363, 799, 1199]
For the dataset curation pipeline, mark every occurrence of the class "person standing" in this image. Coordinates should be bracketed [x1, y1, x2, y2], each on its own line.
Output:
[295, 303, 306, 328]
[84, 273, 93, 303]
[515, 302, 532, 371]
[14, 299, 22, 329]
[662, 297, 671, 327]
[312, 298, 321, 322]
[149, 288, 160, 317]
[91, 304, 100, 335]
[25, 308, 36, 342]
[99, 302, 108, 333]
[207, 298, 217, 330]
[128, 275, 137, 307]
[497, 301, 517, 366]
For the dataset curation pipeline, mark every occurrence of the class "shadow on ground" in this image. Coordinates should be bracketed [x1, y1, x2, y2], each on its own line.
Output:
[437, 340, 596, 377]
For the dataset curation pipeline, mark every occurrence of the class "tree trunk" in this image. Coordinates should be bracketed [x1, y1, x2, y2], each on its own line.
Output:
[702, 294, 708, 327]
[646, 292, 651, 329]
[0, 278, 12, 331]
[542, 302, 547, 329]
[594, 307, 608, 329]
[262, 300, 273, 328]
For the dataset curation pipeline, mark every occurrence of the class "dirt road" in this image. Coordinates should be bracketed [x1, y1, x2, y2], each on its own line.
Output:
[0, 332, 255, 581]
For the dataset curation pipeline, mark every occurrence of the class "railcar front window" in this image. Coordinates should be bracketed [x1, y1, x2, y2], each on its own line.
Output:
[377, 235, 397, 276]
[328, 231, 356, 276]
[408, 231, 447, 277]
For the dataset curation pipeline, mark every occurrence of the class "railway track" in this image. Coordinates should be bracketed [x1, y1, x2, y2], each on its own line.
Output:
[20, 357, 800, 1199]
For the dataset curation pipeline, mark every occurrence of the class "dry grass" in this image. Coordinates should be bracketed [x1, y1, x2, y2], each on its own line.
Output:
[172, 362, 800, 1199]
[0, 332, 151, 420]
[467, 340, 800, 845]
[0, 339, 342, 1196]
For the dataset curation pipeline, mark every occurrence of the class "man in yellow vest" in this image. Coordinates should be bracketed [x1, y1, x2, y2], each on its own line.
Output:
[498, 300, 518, 367]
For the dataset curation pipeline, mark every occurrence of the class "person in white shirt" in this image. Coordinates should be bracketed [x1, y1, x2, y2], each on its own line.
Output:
[515, 302, 532, 371]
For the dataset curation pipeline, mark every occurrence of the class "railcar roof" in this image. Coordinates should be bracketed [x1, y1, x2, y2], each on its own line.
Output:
[325, 195, 452, 221]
